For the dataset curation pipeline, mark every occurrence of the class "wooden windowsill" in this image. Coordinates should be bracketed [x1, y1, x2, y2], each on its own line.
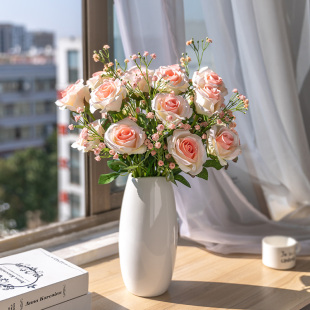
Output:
[83, 239, 310, 310]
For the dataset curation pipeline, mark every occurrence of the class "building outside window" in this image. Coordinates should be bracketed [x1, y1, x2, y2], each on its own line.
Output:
[0, 80, 23, 93]
[56, 36, 84, 222]
[34, 78, 56, 92]
[15, 102, 31, 116]
[70, 193, 81, 219]
[0, 65, 57, 156]
[67, 50, 79, 83]
[70, 146, 80, 185]
[0, 0, 125, 251]
[0, 127, 14, 142]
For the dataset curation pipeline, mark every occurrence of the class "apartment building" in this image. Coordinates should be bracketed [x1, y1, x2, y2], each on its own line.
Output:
[0, 63, 57, 156]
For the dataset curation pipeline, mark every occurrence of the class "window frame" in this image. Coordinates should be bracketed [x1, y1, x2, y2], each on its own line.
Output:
[0, 0, 123, 254]
[83, 0, 125, 216]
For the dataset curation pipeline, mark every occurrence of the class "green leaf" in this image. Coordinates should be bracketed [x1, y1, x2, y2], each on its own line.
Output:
[197, 168, 208, 181]
[146, 157, 155, 175]
[174, 174, 191, 188]
[107, 160, 127, 172]
[203, 159, 223, 170]
[98, 172, 119, 184]
[74, 125, 85, 129]
[173, 168, 182, 175]
[102, 119, 111, 130]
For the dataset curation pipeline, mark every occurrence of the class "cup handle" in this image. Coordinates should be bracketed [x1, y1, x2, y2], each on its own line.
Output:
[296, 242, 302, 254]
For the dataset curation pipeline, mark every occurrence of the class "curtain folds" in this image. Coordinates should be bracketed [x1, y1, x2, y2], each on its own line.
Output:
[114, 0, 185, 67]
[115, 0, 310, 254]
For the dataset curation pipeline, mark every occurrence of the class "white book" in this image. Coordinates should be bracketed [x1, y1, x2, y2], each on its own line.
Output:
[44, 293, 91, 310]
[0, 248, 88, 310]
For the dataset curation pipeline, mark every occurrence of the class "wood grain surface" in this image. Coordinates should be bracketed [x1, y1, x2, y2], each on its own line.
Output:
[83, 239, 310, 310]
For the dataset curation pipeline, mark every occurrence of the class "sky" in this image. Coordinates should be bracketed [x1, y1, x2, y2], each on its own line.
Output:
[0, 0, 82, 39]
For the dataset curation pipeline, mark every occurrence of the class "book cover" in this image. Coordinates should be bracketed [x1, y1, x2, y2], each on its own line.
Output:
[0, 248, 88, 310]
[44, 293, 91, 310]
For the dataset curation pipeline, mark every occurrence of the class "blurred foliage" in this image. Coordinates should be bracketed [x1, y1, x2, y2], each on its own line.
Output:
[0, 131, 58, 229]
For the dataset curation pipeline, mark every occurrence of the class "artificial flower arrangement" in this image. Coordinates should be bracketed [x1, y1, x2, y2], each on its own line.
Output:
[55, 38, 248, 187]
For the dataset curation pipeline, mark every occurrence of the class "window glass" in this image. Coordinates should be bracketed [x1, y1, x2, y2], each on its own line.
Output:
[67, 50, 79, 83]
[70, 146, 80, 185]
[0, 0, 82, 235]
[20, 126, 33, 139]
[0, 80, 23, 93]
[69, 193, 81, 219]
[111, 7, 127, 192]
[35, 101, 45, 115]
[113, 8, 125, 63]
[0, 128, 15, 142]
[15, 102, 32, 116]
[4, 104, 14, 117]
[34, 79, 56, 92]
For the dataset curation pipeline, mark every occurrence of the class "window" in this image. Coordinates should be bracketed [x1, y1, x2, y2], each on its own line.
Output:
[70, 146, 80, 184]
[4, 104, 14, 117]
[0, 80, 23, 93]
[45, 100, 56, 113]
[68, 111, 79, 135]
[35, 125, 44, 138]
[35, 101, 45, 115]
[19, 126, 32, 139]
[34, 79, 56, 92]
[0, 128, 15, 142]
[70, 193, 81, 219]
[15, 102, 32, 116]
[1, 102, 32, 118]
[0, 0, 122, 254]
[67, 50, 79, 83]
[35, 100, 56, 115]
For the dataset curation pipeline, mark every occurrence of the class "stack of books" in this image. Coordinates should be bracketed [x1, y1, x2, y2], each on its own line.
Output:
[0, 248, 91, 310]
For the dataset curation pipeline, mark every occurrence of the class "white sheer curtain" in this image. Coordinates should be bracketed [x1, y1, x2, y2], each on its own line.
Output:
[114, 0, 185, 67]
[115, 0, 310, 254]
[201, 0, 310, 219]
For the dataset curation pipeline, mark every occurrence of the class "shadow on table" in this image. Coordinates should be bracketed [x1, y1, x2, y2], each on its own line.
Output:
[149, 280, 310, 309]
[91, 292, 129, 310]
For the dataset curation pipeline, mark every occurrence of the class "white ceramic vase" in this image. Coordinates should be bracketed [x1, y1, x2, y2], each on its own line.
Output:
[119, 175, 178, 297]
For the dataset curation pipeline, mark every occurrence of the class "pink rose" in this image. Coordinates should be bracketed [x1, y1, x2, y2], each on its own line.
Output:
[167, 130, 207, 175]
[71, 120, 104, 152]
[55, 79, 90, 112]
[192, 66, 227, 117]
[89, 79, 126, 113]
[194, 85, 224, 117]
[104, 118, 147, 155]
[154, 64, 189, 95]
[207, 125, 241, 166]
[192, 67, 227, 96]
[152, 93, 192, 126]
[123, 66, 154, 93]
[86, 71, 109, 90]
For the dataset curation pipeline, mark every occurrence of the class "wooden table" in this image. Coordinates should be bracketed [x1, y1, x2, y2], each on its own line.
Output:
[83, 239, 310, 309]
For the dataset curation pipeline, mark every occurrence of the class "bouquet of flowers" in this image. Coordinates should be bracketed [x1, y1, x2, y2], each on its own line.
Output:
[55, 38, 248, 187]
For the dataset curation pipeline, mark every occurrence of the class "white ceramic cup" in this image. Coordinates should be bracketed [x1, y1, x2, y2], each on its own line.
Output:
[262, 236, 301, 270]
